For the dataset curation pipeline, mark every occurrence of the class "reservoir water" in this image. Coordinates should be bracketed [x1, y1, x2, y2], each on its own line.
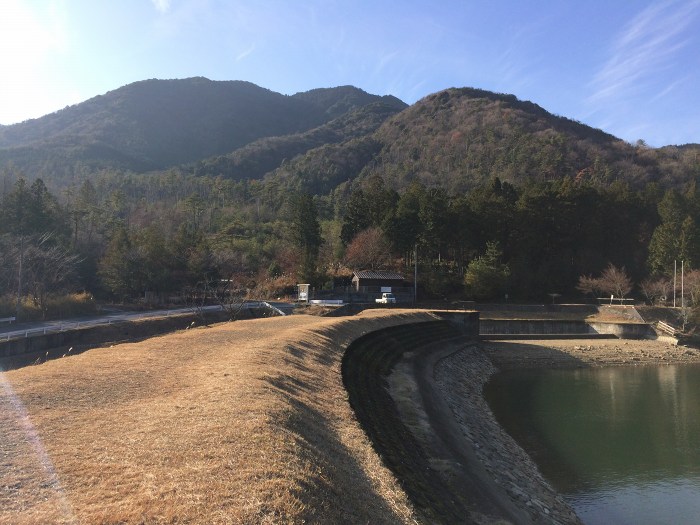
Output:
[484, 364, 700, 524]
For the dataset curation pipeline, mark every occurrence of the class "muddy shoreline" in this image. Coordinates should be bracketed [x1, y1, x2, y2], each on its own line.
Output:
[481, 337, 700, 370]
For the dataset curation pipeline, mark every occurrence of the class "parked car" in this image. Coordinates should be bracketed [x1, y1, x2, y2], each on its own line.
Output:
[375, 292, 397, 304]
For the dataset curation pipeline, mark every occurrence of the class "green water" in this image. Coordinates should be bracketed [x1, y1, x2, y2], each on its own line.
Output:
[484, 364, 700, 524]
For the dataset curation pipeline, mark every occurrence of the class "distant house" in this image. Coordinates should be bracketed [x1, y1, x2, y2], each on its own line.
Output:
[351, 270, 405, 291]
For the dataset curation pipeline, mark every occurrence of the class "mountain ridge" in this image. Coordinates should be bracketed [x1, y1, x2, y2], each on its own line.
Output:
[0, 78, 400, 176]
[0, 78, 698, 194]
[258, 87, 700, 196]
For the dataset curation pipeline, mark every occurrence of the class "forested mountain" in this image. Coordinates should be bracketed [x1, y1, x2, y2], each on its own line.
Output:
[192, 97, 406, 181]
[0, 78, 401, 180]
[1, 79, 698, 193]
[267, 87, 700, 195]
[1, 79, 700, 317]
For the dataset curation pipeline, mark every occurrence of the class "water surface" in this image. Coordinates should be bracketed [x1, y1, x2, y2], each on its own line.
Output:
[485, 364, 700, 524]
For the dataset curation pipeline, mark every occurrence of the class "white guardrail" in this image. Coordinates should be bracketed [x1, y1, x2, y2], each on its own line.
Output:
[0, 301, 295, 343]
[0, 302, 288, 343]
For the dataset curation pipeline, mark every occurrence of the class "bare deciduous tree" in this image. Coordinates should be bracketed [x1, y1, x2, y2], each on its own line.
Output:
[184, 274, 251, 326]
[213, 276, 250, 321]
[640, 276, 672, 305]
[683, 269, 700, 307]
[343, 227, 392, 270]
[576, 274, 601, 298]
[578, 264, 633, 303]
[599, 264, 633, 299]
[23, 234, 81, 319]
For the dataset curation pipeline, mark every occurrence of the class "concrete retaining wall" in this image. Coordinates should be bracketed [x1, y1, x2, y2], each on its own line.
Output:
[477, 303, 599, 316]
[433, 310, 480, 338]
[588, 321, 656, 339]
[480, 319, 655, 339]
[480, 319, 594, 335]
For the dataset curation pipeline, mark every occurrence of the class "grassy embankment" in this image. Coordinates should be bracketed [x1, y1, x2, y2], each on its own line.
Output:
[0, 310, 439, 524]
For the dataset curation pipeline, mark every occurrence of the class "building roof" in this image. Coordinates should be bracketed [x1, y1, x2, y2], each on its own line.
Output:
[352, 270, 405, 281]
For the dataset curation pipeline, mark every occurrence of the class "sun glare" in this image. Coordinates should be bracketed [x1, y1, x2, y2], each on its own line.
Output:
[0, 369, 75, 522]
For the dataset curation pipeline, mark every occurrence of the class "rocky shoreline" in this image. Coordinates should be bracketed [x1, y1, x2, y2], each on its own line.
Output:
[428, 337, 700, 524]
[433, 344, 580, 524]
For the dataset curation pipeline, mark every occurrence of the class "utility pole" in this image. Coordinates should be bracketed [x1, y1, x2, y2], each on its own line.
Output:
[674, 260, 677, 308]
[414, 243, 418, 304]
[682, 260, 685, 308]
[15, 234, 24, 320]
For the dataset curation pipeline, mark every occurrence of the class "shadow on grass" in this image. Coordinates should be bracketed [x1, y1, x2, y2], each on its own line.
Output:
[262, 376, 409, 524]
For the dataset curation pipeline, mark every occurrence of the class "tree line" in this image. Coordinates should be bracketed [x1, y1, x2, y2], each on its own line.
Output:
[1, 167, 699, 320]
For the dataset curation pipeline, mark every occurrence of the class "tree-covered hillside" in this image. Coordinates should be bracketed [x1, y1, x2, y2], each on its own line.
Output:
[1, 80, 698, 194]
[1, 80, 700, 319]
[248, 87, 700, 204]
[0, 78, 400, 180]
[335, 88, 700, 192]
[192, 98, 406, 181]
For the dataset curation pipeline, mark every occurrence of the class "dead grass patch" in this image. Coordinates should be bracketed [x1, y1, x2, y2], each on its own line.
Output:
[1, 310, 435, 524]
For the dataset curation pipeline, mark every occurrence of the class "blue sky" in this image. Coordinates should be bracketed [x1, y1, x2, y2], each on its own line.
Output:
[1, 0, 699, 146]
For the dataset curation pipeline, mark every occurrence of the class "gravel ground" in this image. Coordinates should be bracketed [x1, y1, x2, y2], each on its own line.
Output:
[481, 337, 700, 369]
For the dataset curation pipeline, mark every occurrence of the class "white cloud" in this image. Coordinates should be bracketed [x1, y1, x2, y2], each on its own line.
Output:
[648, 77, 687, 103]
[151, 0, 172, 14]
[236, 44, 255, 62]
[588, 0, 700, 104]
[374, 50, 399, 75]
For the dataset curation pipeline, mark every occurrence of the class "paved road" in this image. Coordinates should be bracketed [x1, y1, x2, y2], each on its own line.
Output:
[0, 301, 296, 342]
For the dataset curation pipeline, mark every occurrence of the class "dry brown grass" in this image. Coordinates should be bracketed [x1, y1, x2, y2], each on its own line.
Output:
[0, 310, 436, 524]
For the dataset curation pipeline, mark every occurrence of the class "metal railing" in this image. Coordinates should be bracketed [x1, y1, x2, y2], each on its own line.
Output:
[0, 300, 298, 344]
[0, 305, 229, 343]
[261, 302, 287, 316]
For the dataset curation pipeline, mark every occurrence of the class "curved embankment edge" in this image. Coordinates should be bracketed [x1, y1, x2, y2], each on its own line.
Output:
[342, 319, 580, 525]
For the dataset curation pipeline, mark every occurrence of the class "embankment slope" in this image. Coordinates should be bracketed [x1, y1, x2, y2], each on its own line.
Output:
[0, 310, 437, 524]
[5, 309, 694, 524]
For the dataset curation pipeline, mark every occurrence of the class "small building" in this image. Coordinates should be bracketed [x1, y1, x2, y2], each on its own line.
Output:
[351, 270, 405, 292]
[297, 283, 310, 303]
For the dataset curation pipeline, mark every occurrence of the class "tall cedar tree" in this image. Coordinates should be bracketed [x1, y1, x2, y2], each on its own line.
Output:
[289, 194, 322, 283]
[464, 241, 510, 300]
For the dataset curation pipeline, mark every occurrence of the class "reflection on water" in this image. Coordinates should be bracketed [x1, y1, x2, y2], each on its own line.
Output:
[484, 363, 700, 525]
